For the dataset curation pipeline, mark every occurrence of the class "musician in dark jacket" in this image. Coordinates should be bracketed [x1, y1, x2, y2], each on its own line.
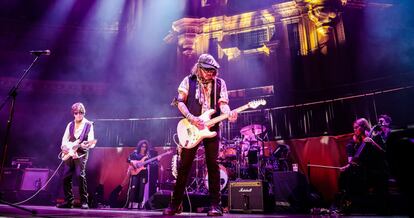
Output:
[376, 114, 392, 143]
[57, 102, 96, 209]
[126, 139, 150, 209]
[163, 54, 237, 216]
[336, 118, 389, 214]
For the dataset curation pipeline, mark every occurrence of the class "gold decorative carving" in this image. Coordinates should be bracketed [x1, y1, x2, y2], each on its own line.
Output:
[165, 0, 356, 57]
[164, 18, 207, 56]
[305, 0, 343, 35]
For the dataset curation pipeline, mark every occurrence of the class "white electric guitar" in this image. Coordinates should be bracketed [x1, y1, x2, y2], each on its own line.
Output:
[177, 99, 266, 149]
[60, 139, 97, 161]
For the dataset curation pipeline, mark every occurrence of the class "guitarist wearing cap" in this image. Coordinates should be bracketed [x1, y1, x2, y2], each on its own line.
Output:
[57, 102, 96, 210]
[164, 54, 238, 216]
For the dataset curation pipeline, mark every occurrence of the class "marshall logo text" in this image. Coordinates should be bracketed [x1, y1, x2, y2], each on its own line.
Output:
[238, 188, 252, 193]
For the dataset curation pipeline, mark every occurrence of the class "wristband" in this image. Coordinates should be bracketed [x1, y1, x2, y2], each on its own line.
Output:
[185, 113, 194, 120]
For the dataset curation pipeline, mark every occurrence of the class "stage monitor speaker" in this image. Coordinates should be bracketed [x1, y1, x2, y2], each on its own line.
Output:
[20, 168, 51, 191]
[0, 168, 23, 191]
[228, 180, 267, 213]
[272, 171, 309, 213]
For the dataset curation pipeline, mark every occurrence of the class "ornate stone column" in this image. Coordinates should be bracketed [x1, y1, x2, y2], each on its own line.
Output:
[305, 0, 345, 54]
[306, 0, 343, 34]
[171, 18, 206, 56]
[164, 17, 207, 77]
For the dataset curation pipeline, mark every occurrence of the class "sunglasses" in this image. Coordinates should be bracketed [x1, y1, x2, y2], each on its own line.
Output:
[201, 67, 217, 73]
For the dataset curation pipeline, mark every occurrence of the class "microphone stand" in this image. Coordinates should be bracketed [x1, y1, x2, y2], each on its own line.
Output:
[253, 131, 265, 180]
[257, 109, 267, 181]
[0, 54, 41, 216]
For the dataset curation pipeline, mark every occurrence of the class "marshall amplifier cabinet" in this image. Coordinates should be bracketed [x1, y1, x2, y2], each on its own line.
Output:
[228, 180, 268, 213]
[20, 168, 52, 191]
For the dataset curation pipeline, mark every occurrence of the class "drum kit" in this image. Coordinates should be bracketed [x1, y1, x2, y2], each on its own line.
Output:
[185, 123, 287, 194]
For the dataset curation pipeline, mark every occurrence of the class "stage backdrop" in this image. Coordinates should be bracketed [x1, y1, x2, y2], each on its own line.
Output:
[86, 134, 352, 204]
[87, 146, 174, 203]
[271, 133, 352, 202]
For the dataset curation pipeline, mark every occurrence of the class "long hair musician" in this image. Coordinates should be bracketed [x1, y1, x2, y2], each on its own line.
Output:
[336, 118, 390, 214]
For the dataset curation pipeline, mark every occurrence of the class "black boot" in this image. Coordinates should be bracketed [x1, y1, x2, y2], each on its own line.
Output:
[56, 201, 74, 209]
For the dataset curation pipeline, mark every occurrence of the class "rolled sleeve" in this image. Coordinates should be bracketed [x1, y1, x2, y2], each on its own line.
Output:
[178, 77, 189, 96]
[61, 123, 71, 149]
[218, 78, 229, 104]
[87, 123, 95, 148]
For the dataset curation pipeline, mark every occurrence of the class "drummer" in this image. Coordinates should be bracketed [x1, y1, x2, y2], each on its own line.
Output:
[240, 124, 265, 166]
[241, 135, 260, 156]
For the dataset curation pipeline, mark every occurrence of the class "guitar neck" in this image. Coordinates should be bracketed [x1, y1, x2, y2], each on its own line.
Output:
[206, 104, 250, 127]
[142, 156, 158, 165]
[141, 151, 171, 166]
[353, 126, 377, 159]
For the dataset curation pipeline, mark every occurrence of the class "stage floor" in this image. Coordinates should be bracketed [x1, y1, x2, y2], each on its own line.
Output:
[0, 205, 296, 217]
[0, 205, 403, 218]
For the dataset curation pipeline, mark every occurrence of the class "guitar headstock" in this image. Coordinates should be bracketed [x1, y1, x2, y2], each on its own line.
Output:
[248, 99, 267, 109]
[166, 148, 174, 154]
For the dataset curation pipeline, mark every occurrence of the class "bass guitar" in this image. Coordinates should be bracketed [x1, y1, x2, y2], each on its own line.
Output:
[60, 139, 97, 161]
[177, 99, 266, 149]
[128, 149, 173, 176]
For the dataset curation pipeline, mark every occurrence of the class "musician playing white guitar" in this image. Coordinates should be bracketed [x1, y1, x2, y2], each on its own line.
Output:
[164, 54, 237, 216]
[57, 102, 96, 210]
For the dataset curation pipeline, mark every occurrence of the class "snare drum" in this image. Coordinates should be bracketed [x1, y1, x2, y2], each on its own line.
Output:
[204, 165, 228, 192]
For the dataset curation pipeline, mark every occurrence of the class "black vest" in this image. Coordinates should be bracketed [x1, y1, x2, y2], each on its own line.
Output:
[186, 75, 222, 130]
[69, 121, 92, 155]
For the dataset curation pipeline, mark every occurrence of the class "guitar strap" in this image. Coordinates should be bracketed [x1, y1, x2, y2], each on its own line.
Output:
[78, 122, 91, 142]
[214, 77, 217, 112]
[211, 78, 221, 131]
[69, 121, 91, 142]
[69, 121, 76, 142]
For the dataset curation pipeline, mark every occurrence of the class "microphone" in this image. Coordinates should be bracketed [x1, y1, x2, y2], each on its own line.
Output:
[29, 50, 51, 56]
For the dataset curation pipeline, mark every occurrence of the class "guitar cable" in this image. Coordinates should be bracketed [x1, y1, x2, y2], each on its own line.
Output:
[122, 176, 133, 209]
[11, 160, 65, 205]
[172, 133, 180, 148]
[185, 187, 193, 215]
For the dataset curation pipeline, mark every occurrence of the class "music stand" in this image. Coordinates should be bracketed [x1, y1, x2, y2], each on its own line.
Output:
[0, 53, 44, 215]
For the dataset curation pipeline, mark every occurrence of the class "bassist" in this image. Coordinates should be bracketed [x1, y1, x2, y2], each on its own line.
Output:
[125, 140, 150, 209]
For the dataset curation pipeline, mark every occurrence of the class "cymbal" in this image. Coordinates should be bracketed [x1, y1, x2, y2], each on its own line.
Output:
[221, 136, 242, 144]
[221, 139, 235, 144]
[240, 124, 266, 137]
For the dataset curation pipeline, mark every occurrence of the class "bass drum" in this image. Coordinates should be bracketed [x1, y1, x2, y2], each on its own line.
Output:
[204, 165, 228, 192]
